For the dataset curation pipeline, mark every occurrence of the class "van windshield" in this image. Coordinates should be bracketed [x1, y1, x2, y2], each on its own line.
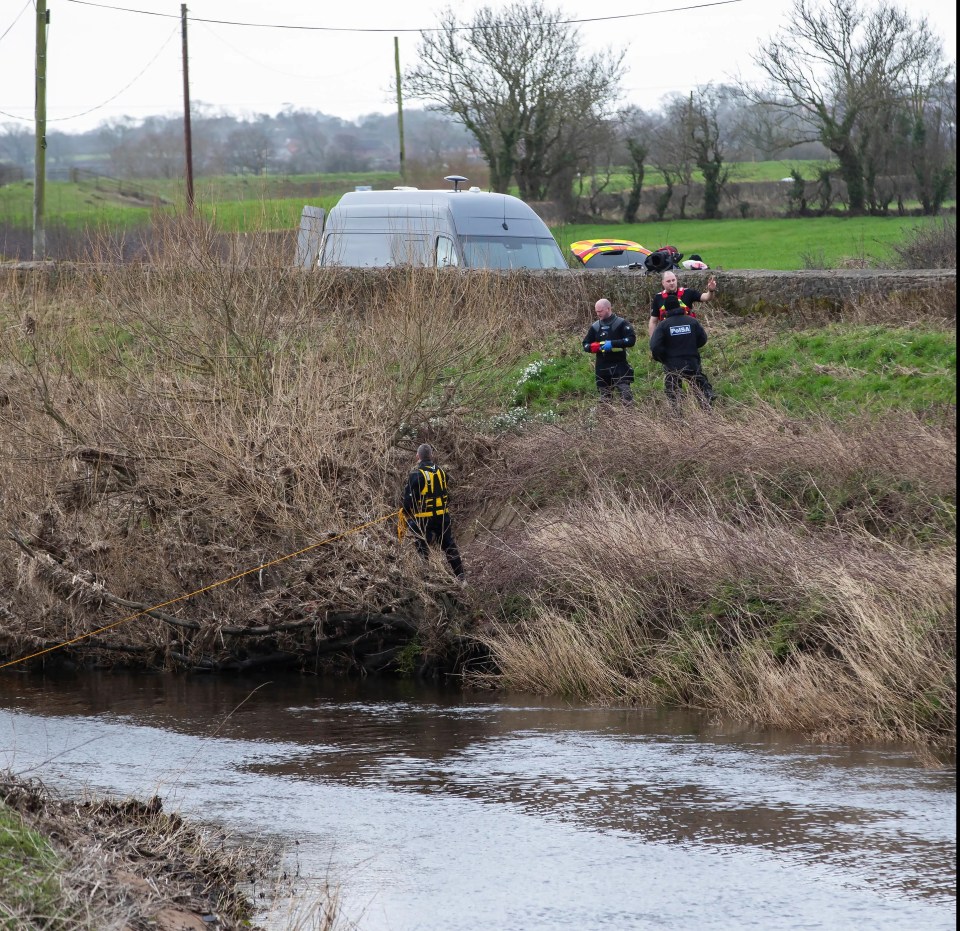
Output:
[461, 236, 567, 270]
[322, 233, 430, 267]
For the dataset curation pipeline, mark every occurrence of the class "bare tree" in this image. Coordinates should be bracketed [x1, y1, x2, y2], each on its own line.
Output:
[103, 117, 184, 179]
[651, 98, 694, 219]
[225, 123, 275, 175]
[686, 87, 730, 219]
[280, 106, 330, 174]
[405, 2, 624, 202]
[567, 117, 620, 219]
[749, 0, 951, 214]
[323, 131, 371, 172]
[902, 70, 956, 215]
[617, 106, 656, 223]
[0, 123, 33, 171]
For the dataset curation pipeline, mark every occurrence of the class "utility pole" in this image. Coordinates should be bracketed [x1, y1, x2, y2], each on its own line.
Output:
[394, 36, 406, 185]
[181, 4, 194, 213]
[33, 0, 48, 260]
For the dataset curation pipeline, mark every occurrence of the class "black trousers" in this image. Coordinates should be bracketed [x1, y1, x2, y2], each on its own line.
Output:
[596, 361, 634, 403]
[410, 515, 464, 577]
[664, 366, 715, 409]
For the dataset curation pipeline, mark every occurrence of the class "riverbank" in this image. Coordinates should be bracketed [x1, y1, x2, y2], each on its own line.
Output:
[0, 771, 282, 931]
[0, 242, 954, 758]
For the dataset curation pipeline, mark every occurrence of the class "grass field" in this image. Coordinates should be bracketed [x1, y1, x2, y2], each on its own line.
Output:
[0, 182, 331, 232]
[580, 158, 833, 192]
[554, 215, 943, 270]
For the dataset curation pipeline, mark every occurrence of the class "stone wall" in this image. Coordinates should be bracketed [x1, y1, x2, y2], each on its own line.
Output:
[569, 267, 957, 318]
[2, 260, 955, 322]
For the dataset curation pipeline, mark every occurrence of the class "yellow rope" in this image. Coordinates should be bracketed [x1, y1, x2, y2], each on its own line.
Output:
[0, 510, 400, 671]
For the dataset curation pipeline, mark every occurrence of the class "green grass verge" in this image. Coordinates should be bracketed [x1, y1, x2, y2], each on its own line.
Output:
[718, 324, 957, 414]
[499, 324, 956, 424]
[0, 801, 70, 928]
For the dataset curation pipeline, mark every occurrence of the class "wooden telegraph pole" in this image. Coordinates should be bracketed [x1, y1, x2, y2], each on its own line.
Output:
[394, 37, 406, 185]
[181, 4, 194, 213]
[33, 0, 48, 260]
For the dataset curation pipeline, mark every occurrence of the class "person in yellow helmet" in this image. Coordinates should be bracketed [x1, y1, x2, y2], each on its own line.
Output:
[400, 443, 464, 579]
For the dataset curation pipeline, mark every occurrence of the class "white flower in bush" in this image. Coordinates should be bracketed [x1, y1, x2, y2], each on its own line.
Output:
[516, 359, 552, 387]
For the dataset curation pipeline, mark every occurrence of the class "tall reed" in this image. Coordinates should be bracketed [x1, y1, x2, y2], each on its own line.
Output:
[466, 408, 955, 755]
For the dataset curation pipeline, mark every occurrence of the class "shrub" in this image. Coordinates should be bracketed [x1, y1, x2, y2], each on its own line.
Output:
[889, 217, 957, 269]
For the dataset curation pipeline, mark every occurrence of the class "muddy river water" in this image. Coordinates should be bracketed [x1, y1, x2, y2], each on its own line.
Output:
[0, 671, 954, 930]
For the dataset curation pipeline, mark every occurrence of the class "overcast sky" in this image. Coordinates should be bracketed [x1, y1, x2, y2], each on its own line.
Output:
[0, 0, 956, 135]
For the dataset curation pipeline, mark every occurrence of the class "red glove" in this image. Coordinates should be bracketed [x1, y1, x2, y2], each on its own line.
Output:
[589, 342, 601, 353]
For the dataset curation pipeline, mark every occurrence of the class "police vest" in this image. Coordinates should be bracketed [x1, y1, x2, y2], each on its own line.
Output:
[411, 465, 449, 518]
[657, 288, 697, 321]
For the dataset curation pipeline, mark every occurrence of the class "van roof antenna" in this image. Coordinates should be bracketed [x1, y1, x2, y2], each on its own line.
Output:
[444, 174, 469, 192]
[502, 194, 509, 231]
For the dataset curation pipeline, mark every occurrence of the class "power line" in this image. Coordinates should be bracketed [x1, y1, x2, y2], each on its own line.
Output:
[0, 0, 33, 45]
[195, 20, 373, 82]
[63, 0, 746, 33]
[0, 24, 179, 123]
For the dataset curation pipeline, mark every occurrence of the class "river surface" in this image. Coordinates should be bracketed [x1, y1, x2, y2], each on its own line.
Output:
[0, 671, 954, 931]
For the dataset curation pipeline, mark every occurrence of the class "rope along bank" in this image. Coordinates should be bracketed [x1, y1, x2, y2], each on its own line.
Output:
[0, 511, 399, 671]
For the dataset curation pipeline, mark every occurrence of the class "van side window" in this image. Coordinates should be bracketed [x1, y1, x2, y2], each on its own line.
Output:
[322, 233, 430, 267]
[436, 236, 459, 267]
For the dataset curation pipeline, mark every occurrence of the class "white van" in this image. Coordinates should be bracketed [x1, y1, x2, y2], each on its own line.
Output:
[295, 177, 567, 271]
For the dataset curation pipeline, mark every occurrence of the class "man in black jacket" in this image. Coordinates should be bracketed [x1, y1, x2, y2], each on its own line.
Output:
[401, 443, 464, 579]
[649, 295, 716, 411]
[582, 298, 637, 403]
[648, 270, 718, 338]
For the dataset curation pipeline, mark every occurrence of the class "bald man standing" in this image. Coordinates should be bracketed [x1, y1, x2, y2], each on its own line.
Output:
[648, 270, 717, 338]
[582, 298, 637, 404]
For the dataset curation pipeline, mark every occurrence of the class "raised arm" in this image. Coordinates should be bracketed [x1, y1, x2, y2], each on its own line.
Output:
[698, 276, 718, 303]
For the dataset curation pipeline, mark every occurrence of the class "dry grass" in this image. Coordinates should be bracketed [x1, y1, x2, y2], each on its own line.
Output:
[466, 407, 955, 756]
[472, 498, 954, 748]
[0, 771, 353, 931]
[0, 220, 562, 668]
[467, 405, 956, 544]
[0, 215, 955, 755]
[0, 772, 273, 931]
[888, 217, 957, 270]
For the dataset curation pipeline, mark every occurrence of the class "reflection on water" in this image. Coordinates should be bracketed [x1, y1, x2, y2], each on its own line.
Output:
[0, 671, 954, 931]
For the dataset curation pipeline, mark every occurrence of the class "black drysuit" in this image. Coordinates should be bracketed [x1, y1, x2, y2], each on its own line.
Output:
[582, 314, 637, 402]
[649, 308, 716, 408]
[402, 461, 464, 577]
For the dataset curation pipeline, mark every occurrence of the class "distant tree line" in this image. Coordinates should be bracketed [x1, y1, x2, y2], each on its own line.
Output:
[0, 106, 479, 182]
